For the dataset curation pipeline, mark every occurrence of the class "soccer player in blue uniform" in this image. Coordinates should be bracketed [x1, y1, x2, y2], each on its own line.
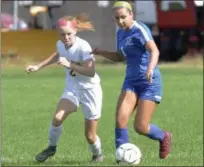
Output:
[91, 1, 172, 159]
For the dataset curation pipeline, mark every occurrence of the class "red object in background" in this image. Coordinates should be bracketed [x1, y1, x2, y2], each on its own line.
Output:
[156, 0, 196, 28]
[200, 26, 204, 31]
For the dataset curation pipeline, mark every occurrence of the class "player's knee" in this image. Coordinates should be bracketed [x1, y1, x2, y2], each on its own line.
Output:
[134, 123, 149, 135]
[116, 113, 129, 128]
[85, 132, 96, 144]
[53, 113, 64, 126]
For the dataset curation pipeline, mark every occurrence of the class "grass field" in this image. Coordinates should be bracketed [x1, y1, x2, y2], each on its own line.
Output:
[2, 64, 203, 166]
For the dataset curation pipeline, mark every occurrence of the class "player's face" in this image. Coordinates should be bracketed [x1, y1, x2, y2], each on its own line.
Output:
[114, 7, 133, 30]
[58, 26, 76, 47]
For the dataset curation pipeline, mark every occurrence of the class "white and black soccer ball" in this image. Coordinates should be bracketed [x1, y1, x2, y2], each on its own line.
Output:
[115, 143, 142, 165]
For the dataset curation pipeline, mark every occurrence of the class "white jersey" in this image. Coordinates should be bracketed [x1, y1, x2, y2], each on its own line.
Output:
[56, 37, 100, 90]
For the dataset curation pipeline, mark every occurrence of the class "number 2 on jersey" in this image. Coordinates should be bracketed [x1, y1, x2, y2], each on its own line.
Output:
[70, 70, 76, 76]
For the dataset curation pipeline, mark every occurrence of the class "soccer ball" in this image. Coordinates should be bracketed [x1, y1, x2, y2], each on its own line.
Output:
[115, 143, 142, 165]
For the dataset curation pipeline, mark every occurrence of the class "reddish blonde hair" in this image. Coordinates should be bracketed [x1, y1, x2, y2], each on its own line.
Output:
[57, 13, 95, 32]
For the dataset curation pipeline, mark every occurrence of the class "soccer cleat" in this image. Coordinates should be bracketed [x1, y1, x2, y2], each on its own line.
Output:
[91, 154, 104, 162]
[116, 160, 121, 165]
[159, 132, 172, 159]
[35, 146, 56, 162]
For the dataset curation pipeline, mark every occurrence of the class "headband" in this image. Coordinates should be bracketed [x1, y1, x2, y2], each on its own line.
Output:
[113, 1, 132, 11]
[57, 19, 76, 29]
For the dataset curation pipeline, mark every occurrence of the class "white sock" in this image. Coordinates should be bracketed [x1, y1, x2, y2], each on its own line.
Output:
[48, 125, 62, 146]
[89, 135, 102, 156]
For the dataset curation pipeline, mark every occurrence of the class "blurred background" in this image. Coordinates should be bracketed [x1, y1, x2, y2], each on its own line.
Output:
[1, 0, 204, 62]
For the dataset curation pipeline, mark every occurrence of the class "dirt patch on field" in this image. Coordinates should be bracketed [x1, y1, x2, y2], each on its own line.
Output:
[159, 54, 203, 69]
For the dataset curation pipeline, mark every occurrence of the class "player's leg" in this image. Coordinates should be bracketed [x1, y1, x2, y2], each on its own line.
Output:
[85, 119, 103, 162]
[36, 91, 79, 162]
[115, 88, 137, 149]
[134, 84, 172, 159]
[81, 85, 103, 162]
[49, 98, 78, 146]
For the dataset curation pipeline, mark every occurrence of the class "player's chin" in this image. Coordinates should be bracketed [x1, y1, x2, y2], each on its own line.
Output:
[118, 25, 125, 29]
[64, 41, 72, 46]
[121, 26, 129, 30]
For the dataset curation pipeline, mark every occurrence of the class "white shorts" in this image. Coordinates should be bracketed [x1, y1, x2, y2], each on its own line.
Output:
[60, 85, 102, 120]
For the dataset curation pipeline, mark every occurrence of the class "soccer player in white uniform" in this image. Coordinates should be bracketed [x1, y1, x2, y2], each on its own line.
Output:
[26, 14, 103, 163]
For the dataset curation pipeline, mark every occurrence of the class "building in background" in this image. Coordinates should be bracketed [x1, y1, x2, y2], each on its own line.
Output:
[18, 0, 64, 29]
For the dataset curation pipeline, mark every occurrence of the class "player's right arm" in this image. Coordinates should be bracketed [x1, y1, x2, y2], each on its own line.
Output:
[91, 49, 124, 62]
[91, 28, 125, 62]
[25, 52, 59, 73]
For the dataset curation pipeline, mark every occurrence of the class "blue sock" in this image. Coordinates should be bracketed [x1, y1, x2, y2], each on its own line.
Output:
[147, 124, 165, 141]
[115, 128, 129, 148]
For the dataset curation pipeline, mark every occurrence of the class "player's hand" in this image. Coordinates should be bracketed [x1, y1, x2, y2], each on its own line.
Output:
[25, 65, 40, 74]
[90, 48, 99, 55]
[58, 57, 71, 68]
[146, 68, 153, 83]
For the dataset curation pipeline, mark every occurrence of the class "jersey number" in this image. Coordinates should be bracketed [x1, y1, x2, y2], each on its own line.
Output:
[70, 70, 76, 76]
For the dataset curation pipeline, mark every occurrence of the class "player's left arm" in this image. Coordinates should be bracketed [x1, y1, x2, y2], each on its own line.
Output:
[70, 41, 96, 77]
[139, 24, 160, 83]
[140, 24, 160, 70]
[70, 58, 95, 77]
[146, 40, 160, 70]
[58, 41, 96, 77]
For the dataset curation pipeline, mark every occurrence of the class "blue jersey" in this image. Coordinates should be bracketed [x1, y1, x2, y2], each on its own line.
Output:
[116, 21, 161, 85]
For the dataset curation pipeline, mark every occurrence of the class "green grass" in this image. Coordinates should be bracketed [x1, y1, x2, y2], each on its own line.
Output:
[2, 65, 203, 166]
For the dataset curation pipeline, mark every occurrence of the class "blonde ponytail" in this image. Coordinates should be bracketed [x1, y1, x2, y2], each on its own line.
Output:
[72, 13, 95, 32]
[57, 13, 95, 32]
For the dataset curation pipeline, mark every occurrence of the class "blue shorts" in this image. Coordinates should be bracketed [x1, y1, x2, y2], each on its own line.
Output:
[122, 80, 162, 103]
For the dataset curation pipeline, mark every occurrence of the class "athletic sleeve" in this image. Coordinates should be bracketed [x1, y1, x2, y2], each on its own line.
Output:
[116, 26, 120, 51]
[138, 23, 153, 46]
[80, 41, 95, 61]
